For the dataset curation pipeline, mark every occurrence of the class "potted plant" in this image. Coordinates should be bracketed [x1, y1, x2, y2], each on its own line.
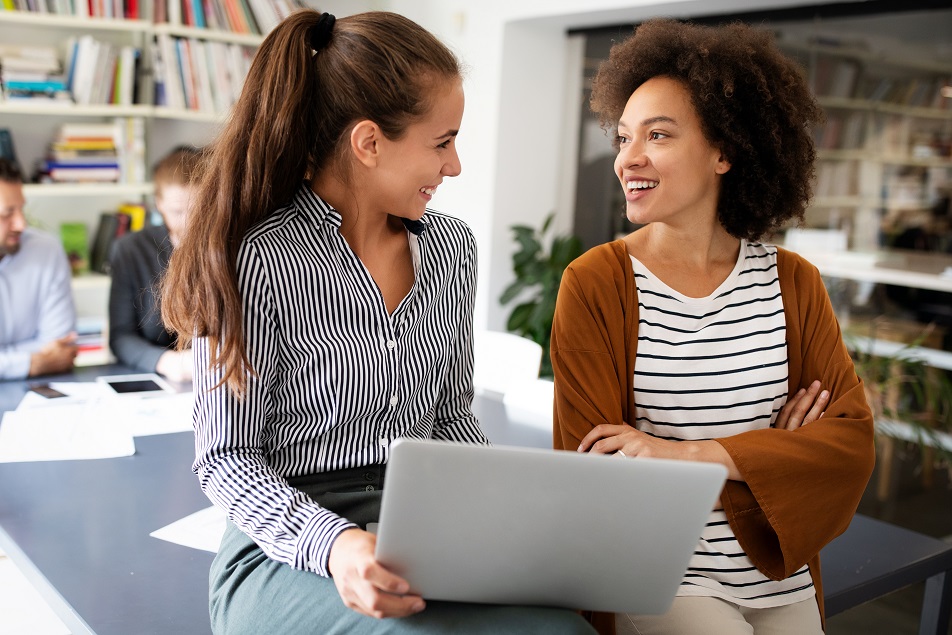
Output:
[847, 321, 952, 502]
[499, 213, 583, 377]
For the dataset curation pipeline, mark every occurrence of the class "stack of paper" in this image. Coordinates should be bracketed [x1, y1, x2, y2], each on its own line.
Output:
[0, 383, 194, 463]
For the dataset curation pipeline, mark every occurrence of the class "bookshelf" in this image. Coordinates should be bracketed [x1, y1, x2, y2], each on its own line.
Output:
[776, 38, 952, 253]
[0, 4, 293, 338]
[776, 33, 952, 428]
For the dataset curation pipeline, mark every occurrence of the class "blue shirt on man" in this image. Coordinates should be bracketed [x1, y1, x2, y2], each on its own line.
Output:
[0, 228, 76, 379]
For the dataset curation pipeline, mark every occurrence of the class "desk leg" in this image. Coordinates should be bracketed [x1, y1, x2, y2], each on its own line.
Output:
[919, 569, 951, 635]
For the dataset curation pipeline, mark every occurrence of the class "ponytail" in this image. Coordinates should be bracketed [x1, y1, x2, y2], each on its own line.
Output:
[161, 10, 461, 395]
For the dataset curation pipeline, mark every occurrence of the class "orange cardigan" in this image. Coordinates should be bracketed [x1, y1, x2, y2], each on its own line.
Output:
[551, 240, 875, 634]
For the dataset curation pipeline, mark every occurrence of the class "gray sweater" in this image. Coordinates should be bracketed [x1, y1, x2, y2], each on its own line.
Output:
[108, 224, 176, 372]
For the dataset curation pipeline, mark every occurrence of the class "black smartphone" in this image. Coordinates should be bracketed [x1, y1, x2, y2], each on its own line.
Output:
[104, 379, 165, 394]
[28, 383, 69, 399]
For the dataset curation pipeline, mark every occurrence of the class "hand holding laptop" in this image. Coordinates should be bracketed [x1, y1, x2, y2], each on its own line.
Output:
[329, 527, 426, 619]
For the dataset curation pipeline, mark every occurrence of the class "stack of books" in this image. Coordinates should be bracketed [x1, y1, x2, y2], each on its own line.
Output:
[36, 119, 145, 184]
[38, 122, 122, 183]
[0, 44, 69, 104]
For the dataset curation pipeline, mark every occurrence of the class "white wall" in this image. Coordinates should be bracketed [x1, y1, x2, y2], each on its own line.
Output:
[320, 0, 864, 330]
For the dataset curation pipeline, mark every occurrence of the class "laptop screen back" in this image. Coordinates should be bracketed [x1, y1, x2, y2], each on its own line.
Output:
[375, 438, 727, 614]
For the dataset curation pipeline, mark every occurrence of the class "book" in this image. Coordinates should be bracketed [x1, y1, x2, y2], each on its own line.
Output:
[827, 60, 859, 99]
[154, 0, 167, 23]
[191, 39, 215, 113]
[57, 121, 119, 142]
[840, 112, 865, 150]
[151, 42, 166, 106]
[89, 212, 119, 274]
[0, 129, 18, 166]
[68, 35, 99, 105]
[181, 0, 194, 26]
[168, 0, 182, 26]
[0, 44, 60, 74]
[3, 79, 67, 92]
[42, 159, 120, 169]
[176, 37, 197, 110]
[52, 140, 117, 152]
[48, 166, 121, 182]
[91, 42, 118, 105]
[89, 211, 132, 274]
[818, 113, 842, 150]
[115, 116, 146, 184]
[59, 222, 90, 275]
[246, 0, 278, 34]
[201, 0, 220, 30]
[236, 0, 259, 33]
[190, 0, 205, 28]
[115, 46, 138, 106]
[118, 202, 146, 231]
[208, 41, 232, 112]
[157, 34, 186, 109]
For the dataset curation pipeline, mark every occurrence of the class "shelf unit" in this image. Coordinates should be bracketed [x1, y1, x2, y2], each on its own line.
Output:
[777, 28, 952, 470]
[777, 39, 952, 252]
[794, 247, 952, 365]
[794, 246, 952, 472]
[0, 10, 265, 328]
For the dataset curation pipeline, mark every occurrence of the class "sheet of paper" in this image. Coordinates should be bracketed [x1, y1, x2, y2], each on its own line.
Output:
[15, 383, 194, 437]
[0, 403, 136, 462]
[97, 391, 195, 437]
[150, 506, 226, 553]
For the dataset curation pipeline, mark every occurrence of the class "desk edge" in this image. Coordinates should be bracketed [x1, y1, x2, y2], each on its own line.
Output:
[0, 524, 97, 635]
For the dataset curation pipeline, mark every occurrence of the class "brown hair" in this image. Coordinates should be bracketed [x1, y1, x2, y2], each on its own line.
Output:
[161, 10, 461, 395]
[590, 19, 823, 240]
[152, 145, 202, 198]
[0, 158, 24, 185]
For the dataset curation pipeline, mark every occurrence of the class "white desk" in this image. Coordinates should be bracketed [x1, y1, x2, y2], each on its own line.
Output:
[797, 248, 952, 294]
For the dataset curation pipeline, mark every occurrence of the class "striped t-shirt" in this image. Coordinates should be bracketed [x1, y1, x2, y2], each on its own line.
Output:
[631, 240, 815, 608]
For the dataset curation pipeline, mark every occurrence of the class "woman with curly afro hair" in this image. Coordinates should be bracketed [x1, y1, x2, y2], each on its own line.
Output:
[550, 19, 875, 635]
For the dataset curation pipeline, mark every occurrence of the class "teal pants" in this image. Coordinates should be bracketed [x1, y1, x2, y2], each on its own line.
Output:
[209, 468, 596, 635]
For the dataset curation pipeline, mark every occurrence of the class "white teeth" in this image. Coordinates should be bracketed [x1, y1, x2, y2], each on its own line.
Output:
[420, 187, 436, 196]
[627, 180, 659, 191]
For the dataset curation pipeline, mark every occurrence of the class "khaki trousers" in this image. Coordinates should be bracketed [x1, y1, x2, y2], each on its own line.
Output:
[616, 595, 823, 635]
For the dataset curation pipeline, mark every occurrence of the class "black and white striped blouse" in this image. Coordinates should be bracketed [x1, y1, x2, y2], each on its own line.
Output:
[632, 240, 815, 608]
[191, 184, 488, 576]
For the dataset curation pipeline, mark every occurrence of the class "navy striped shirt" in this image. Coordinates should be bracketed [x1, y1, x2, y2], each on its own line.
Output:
[632, 240, 815, 608]
[192, 184, 488, 576]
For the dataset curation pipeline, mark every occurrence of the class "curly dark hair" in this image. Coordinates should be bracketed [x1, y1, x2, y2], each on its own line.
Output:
[590, 18, 823, 240]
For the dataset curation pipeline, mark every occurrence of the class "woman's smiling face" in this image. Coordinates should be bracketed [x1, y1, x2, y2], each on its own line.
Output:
[613, 76, 731, 229]
[371, 77, 465, 220]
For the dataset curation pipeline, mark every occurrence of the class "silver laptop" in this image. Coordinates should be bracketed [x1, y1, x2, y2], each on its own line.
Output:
[374, 438, 727, 614]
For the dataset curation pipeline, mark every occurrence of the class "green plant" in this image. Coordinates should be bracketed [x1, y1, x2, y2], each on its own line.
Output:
[848, 324, 952, 466]
[499, 213, 583, 377]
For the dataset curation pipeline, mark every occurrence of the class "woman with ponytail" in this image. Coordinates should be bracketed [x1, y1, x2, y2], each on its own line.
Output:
[162, 10, 593, 634]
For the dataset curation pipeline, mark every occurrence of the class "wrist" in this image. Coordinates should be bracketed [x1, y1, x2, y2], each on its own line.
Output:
[27, 352, 40, 377]
[692, 439, 742, 481]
